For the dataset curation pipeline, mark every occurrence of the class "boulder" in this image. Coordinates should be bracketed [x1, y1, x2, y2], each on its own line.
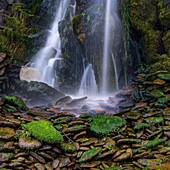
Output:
[20, 67, 42, 82]
[16, 80, 65, 105]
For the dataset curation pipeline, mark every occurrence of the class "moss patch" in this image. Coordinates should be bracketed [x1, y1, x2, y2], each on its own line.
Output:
[61, 142, 77, 152]
[79, 147, 102, 162]
[145, 139, 166, 148]
[5, 96, 28, 111]
[90, 115, 126, 135]
[134, 123, 151, 130]
[26, 120, 63, 144]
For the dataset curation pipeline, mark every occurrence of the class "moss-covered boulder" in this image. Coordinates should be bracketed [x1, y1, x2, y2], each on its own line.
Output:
[5, 96, 28, 111]
[145, 139, 166, 148]
[90, 115, 126, 135]
[26, 120, 64, 144]
[61, 142, 77, 153]
[79, 147, 102, 162]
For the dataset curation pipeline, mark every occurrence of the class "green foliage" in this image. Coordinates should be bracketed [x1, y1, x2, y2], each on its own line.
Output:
[26, 120, 64, 144]
[79, 147, 102, 162]
[5, 96, 28, 111]
[145, 139, 166, 148]
[61, 142, 77, 152]
[71, 14, 82, 28]
[90, 115, 126, 135]
[134, 123, 151, 130]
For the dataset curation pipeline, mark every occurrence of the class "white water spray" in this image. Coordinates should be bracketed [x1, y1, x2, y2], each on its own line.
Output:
[78, 64, 98, 97]
[33, 0, 71, 87]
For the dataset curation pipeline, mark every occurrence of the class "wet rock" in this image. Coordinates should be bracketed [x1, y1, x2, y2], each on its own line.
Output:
[133, 161, 145, 169]
[99, 103, 116, 110]
[0, 127, 15, 140]
[97, 149, 117, 159]
[118, 102, 135, 109]
[112, 150, 126, 159]
[16, 81, 65, 105]
[68, 120, 84, 126]
[0, 152, 13, 162]
[80, 138, 98, 146]
[45, 163, 53, 170]
[67, 96, 88, 106]
[55, 96, 72, 106]
[81, 161, 101, 168]
[19, 137, 42, 149]
[149, 162, 170, 170]
[35, 163, 45, 170]
[126, 112, 141, 120]
[73, 131, 86, 140]
[114, 152, 131, 162]
[37, 152, 54, 161]
[137, 159, 161, 166]
[117, 139, 141, 145]
[59, 157, 71, 168]
[61, 142, 77, 152]
[52, 159, 59, 168]
[153, 78, 166, 85]
[30, 151, 46, 164]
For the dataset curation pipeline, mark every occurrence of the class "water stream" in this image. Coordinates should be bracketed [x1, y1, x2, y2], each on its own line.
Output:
[78, 64, 98, 97]
[33, 0, 71, 87]
[101, 0, 122, 95]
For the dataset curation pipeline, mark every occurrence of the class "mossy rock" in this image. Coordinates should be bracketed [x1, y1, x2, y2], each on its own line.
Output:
[90, 115, 126, 135]
[79, 114, 93, 118]
[26, 120, 63, 144]
[163, 31, 170, 56]
[134, 123, 151, 130]
[61, 142, 77, 153]
[5, 96, 28, 111]
[145, 117, 164, 124]
[158, 97, 170, 105]
[157, 74, 170, 81]
[144, 30, 162, 58]
[79, 147, 102, 162]
[150, 90, 164, 98]
[145, 139, 166, 148]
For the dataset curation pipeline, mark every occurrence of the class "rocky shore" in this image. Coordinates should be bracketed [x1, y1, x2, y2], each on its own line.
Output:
[0, 71, 169, 170]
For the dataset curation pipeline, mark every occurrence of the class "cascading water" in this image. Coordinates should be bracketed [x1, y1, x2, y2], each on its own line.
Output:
[111, 53, 119, 90]
[33, 0, 71, 88]
[78, 64, 98, 97]
[101, 0, 122, 95]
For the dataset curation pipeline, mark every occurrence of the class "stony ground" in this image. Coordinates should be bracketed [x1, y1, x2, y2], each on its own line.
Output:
[0, 72, 170, 170]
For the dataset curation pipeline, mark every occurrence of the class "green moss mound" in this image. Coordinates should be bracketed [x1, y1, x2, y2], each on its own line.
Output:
[150, 90, 164, 98]
[26, 120, 63, 144]
[5, 96, 28, 111]
[145, 139, 166, 148]
[158, 74, 170, 81]
[90, 115, 126, 135]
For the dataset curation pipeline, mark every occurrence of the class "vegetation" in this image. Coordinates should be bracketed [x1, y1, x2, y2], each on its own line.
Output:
[5, 96, 28, 111]
[134, 123, 151, 130]
[90, 115, 126, 135]
[79, 147, 102, 162]
[145, 139, 166, 148]
[26, 120, 64, 144]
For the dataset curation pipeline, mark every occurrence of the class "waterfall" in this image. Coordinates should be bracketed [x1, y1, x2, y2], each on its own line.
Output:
[101, 0, 122, 95]
[33, 0, 71, 88]
[111, 53, 119, 90]
[78, 64, 98, 97]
